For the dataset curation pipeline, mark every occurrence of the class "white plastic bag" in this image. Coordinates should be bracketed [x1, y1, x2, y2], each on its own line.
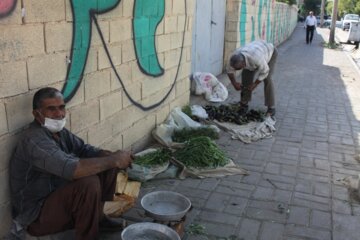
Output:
[152, 107, 219, 147]
[191, 105, 208, 119]
[192, 72, 228, 102]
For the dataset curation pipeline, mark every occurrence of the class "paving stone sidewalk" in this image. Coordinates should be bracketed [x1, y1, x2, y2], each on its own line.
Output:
[114, 24, 360, 240]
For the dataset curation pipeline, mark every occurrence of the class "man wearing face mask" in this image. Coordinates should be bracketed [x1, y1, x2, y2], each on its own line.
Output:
[10, 87, 133, 240]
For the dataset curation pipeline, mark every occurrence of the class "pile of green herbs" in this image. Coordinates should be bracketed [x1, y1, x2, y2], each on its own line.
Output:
[172, 127, 219, 143]
[204, 104, 265, 125]
[133, 149, 172, 167]
[174, 136, 229, 168]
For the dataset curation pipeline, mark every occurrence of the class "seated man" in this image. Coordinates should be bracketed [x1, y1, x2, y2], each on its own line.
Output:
[10, 87, 133, 240]
[227, 40, 278, 117]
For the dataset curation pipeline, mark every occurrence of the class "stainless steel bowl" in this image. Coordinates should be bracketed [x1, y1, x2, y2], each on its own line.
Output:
[121, 222, 180, 240]
[141, 191, 191, 221]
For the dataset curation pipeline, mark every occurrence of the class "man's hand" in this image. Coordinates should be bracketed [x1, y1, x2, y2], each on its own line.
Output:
[111, 150, 134, 169]
[249, 79, 261, 91]
[232, 81, 242, 91]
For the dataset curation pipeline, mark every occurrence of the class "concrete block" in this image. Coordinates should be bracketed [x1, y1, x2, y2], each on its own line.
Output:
[0, 61, 28, 98]
[121, 83, 141, 108]
[156, 34, 171, 53]
[141, 86, 176, 107]
[155, 105, 170, 125]
[184, 31, 192, 47]
[122, 0, 134, 18]
[65, 81, 85, 109]
[84, 47, 98, 74]
[98, 44, 122, 70]
[169, 91, 190, 110]
[110, 19, 132, 43]
[0, 134, 18, 172]
[99, 91, 122, 120]
[156, 19, 164, 35]
[0, 103, 8, 136]
[170, 32, 183, 50]
[164, 49, 181, 69]
[121, 40, 136, 63]
[0, 202, 12, 238]
[65, 0, 73, 22]
[102, 133, 122, 151]
[178, 62, 191, 80]
[165, 16, 178, 34]
[28, 53, 67, 90]
[5, 93, 33, 132]
[0, 0, 22, 25]
[23, 0, 65, 23]
[45, 22, 72, 53]
[73, 130, 88, 144]
[98, 3, 123, 19]
[111, 106, 147, 135]
[88, 121, 113, 147]
[173, 0, 185, 14]
[122, 115, 156, 149]
[70, 100, 99, 133]
[110, 63, 132, 91]
[0, 25, 44, 62]
[175, 77, 190, 97]
[92, 20, 109, 46]
[177, 15, 186, 32]
[0, 170, 9, 204]
[142, 75, 172, 99]
[165, 0, 172, 16]
[84, 70, 111, 101]
[131, 61, 146, 82]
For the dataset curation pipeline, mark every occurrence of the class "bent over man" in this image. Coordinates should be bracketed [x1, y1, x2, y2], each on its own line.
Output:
[227, 40, 278, 117]
[10, 87, 133, 240]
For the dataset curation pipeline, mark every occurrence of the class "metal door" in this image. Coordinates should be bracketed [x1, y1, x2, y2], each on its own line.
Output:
[192, 0, 226, 76]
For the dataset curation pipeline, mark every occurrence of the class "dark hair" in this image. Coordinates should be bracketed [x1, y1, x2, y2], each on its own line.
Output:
[230, 53, 245, 68]
[33, 87, 63, 110]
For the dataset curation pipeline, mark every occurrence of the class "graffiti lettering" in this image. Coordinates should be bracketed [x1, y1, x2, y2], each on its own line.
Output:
[133, 0, 165, 76]
[0, 0, 17, 18]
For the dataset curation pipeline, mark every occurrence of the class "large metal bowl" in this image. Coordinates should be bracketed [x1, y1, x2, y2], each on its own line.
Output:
[141, 191, 191, 221]
[121, 222, 180, 240]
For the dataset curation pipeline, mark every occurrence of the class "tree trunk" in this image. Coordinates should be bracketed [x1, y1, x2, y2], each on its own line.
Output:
[329, 0, 339, 44]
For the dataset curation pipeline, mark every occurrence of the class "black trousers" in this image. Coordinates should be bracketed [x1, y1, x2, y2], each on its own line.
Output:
[306, 25, 315, 44]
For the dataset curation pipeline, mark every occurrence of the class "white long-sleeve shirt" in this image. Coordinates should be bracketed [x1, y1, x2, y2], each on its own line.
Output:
[305, 15, 317, 26]
[226, 40, 274, 81]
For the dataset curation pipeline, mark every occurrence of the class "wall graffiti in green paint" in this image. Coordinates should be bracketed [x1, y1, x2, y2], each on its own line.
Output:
[62, 0, 121, 101]
[133, 0, 165, 76]
[240, 0, 247, 46]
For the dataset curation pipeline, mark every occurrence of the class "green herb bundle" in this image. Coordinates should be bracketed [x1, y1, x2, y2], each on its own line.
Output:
[172, 127, 219, 143]
[174, 136, 229, 168]
[133, 149, 171, 167]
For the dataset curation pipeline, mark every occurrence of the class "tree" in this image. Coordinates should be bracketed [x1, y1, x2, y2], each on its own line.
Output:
[302, 0, 322, 15]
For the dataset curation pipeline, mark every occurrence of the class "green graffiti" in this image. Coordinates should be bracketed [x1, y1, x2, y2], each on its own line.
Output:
[240, 0, 247, 46]
[266, 0, 271, 42]
[258, 0, 264, 38]
[133, 0, 165, 76]
[251, 16, 255, 41]
[62, 0, 121, 101]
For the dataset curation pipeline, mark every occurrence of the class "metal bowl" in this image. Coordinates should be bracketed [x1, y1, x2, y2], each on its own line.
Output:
[121, 222, 180, 240]
[141, 191, 191, 221]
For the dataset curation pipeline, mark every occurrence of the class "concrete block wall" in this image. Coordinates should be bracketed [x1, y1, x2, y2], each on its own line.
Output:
[224, 0, 298, 66]
[0, 0, 194, 237]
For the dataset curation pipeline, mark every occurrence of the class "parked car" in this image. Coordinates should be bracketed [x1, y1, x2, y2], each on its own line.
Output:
[342, 14, 359, 30]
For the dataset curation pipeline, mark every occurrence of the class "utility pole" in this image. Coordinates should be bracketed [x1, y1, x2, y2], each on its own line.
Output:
[329, 0, 339, 44]
[320, 0, 325, 27]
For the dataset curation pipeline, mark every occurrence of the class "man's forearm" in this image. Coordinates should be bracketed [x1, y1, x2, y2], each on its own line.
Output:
[72, 155, 117, 179]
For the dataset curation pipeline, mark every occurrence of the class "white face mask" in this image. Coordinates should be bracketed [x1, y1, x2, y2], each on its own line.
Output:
[43, 117, 66, 133]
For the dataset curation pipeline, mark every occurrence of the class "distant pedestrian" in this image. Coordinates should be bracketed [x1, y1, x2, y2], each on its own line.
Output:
[305, 11, 317, 44]
[226, 40, 278, 117]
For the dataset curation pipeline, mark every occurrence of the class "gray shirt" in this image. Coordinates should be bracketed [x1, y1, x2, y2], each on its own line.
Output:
[10, 121, 100, 227]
